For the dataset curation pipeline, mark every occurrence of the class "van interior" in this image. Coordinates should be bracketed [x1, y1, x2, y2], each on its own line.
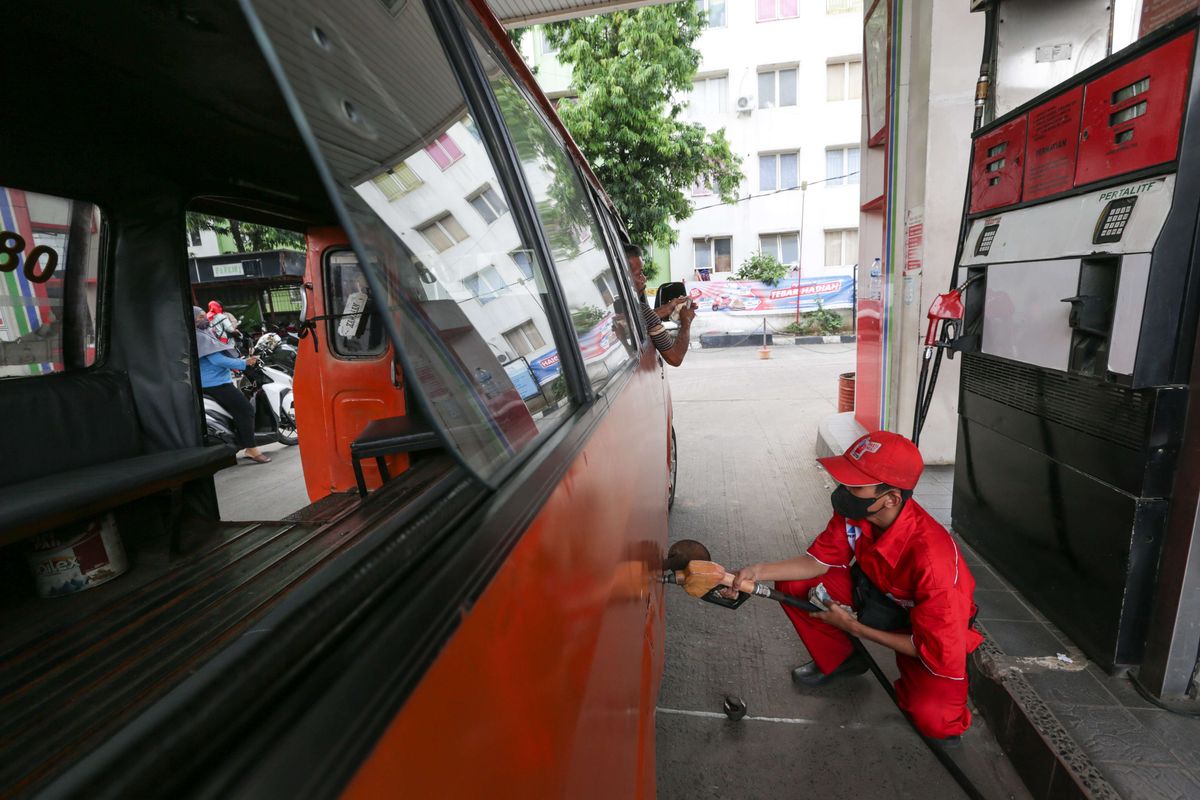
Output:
[0, 3, 460, 792]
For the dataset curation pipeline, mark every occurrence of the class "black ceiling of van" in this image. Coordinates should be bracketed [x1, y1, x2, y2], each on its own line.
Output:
[1, 0, 334, 227]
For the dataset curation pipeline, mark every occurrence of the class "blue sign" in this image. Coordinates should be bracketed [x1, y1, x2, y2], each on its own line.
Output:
[504, 358, 542, 401]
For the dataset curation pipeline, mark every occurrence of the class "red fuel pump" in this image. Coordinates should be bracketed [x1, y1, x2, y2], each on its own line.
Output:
[950, 16, 1200, 671]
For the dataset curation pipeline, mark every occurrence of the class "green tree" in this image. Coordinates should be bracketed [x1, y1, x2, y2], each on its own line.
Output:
[736, 251, 788, 285]
[570, 304, 607, 333]
[186, 212, 304, 254]
[544, 3, 742, 269]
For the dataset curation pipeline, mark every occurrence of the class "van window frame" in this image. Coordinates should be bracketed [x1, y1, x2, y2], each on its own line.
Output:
[322, 247, 390, 361]
[0, 187, 111, 381]
[454, 6, 642, 398]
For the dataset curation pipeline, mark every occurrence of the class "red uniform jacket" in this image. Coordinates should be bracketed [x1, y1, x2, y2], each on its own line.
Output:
[806, 500, 983, 680]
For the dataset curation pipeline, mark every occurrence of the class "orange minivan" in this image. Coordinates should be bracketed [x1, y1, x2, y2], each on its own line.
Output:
[0, 1, 675, 796]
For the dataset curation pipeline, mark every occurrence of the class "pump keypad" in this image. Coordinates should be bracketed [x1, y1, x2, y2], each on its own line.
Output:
[1093, 197, 1137, 244]
[974, 224, 1000, 256]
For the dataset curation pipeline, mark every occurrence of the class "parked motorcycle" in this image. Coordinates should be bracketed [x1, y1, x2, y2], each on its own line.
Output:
[204, 354, 298, 449]
[252, 329, 298, 374]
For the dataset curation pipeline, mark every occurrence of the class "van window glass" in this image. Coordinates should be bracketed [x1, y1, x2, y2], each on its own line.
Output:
[326, 251, 387, 357]
[245, 0, 574, 483]
[0, 188, 103, 378]
[467, 34, 637, 393]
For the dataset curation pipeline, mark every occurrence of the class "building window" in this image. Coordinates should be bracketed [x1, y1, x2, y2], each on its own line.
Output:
[759, 232, 800, 266]
[757, 0, 799, 22]
[424, 133, 464, 170]
[696, 0, 727, 27]
[540, 30, 556, 55]
[188, 229, 203, 246]
[511, 250, 535, 281]
[824, 229, 859, 267]
[827, 60, 863, 102]
[503, 319, 547, 357]
[467, 184, 509, 224]
[594, 272, 618, 306]
[463, 265, 507, 305]
[757, 67, 798, 109]
[692, 180, 713, 197]
[759, 152, 800, 192]
[689, 74, 728, 116]
[371, 161, 423, 201]
[694, 237, 732, 272]
[825, 146, 861, 185]
[417, 212, 468, 252]
[826, 0, 862, 12]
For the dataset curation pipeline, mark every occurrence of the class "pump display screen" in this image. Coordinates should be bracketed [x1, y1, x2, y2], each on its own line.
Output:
[1094, 197, 1137, 244]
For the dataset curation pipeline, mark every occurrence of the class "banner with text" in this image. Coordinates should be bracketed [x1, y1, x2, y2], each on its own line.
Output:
[685, 275, 855, 314]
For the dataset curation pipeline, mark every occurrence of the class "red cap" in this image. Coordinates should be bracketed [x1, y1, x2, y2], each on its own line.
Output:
[818, 431, 924, 490]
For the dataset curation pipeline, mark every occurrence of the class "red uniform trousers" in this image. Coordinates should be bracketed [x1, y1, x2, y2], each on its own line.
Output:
[776, 571, 972, 739]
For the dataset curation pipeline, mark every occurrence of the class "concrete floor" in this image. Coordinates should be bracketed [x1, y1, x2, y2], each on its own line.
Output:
[658, 344, 1027, 800]
[214, 441, 311, 520]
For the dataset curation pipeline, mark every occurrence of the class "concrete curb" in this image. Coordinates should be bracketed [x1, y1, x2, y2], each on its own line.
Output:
[815, 411, 867, 458]
[968, 629, 1121, 800]
[693, 334, 856, 347]
[792, 334, 857, 345]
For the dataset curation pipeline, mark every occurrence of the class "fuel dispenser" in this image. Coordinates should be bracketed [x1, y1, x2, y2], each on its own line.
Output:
[951, 18, 1200, 671]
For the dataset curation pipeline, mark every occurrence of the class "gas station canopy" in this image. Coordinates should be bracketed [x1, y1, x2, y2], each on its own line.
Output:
[488, 0, 670, 26]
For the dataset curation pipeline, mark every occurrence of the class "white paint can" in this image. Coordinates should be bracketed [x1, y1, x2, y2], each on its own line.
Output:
[27, 514, 128, 598]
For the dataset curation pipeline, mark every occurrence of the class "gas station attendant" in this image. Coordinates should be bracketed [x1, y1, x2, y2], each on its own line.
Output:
[725, 431, 983, 740]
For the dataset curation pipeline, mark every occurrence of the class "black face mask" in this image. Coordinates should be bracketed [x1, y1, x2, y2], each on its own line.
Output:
[830, 485, 885, 520]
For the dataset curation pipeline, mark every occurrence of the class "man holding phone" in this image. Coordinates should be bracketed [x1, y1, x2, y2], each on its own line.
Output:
[624, 244, 694, 367]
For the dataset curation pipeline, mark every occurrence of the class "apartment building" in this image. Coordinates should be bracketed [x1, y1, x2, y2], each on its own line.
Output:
[678, 0, 863, 282]
[521, 1, 864, 283]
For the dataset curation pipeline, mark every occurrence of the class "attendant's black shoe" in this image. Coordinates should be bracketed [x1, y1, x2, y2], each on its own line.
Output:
[926, 735, 962, 750]
[791, 653, 869, 687]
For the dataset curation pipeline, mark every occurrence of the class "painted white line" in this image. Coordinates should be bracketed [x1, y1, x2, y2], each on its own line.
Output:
[656, 706, 818, 725]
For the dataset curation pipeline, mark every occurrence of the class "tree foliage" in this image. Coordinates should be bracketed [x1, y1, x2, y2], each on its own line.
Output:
[570, 304, 607, 332]
[186, 211, 304, 254]
[736, 251, 788, 285]
[544, 3, 742, 251]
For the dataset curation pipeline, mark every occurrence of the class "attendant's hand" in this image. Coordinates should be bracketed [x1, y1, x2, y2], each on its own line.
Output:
[719, 564, 761, 599]
[810, 601, 859, 633]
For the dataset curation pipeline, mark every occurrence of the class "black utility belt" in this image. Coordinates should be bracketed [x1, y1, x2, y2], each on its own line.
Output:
[851, 563, 912, 632]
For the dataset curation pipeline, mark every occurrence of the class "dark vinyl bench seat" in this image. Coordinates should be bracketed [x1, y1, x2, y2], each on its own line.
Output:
[349, 415, 441, 497]
[0, 370, 234, 543]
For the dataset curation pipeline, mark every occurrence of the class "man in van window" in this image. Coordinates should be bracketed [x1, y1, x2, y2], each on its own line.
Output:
[623, 244, 693, 367]
[722, 432, 982, 743]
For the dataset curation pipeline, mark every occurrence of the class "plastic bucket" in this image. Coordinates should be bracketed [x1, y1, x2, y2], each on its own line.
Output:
[838, 372, 856, 413]
[27, 513, 128, 598]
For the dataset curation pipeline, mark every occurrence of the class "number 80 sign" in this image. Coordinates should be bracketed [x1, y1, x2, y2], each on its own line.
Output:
[0, 230, 59, 284]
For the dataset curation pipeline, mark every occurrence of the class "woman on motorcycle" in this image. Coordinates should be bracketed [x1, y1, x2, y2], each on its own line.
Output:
[194, 307, 270, 464]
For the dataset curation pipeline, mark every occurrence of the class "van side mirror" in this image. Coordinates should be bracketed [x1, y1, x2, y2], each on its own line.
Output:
[655, 281, 687, 309]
